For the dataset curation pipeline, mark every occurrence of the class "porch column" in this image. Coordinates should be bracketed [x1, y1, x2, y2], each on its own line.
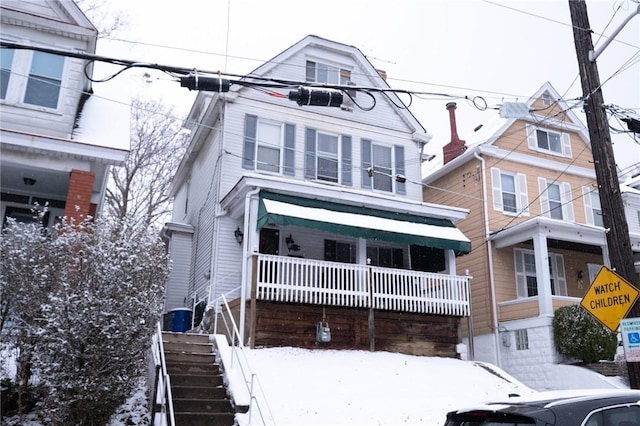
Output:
[357, 238, 367, 265]
[444, 249, 457, 275]
[64, 169, 95, 223]
[532, 232, 553, 317]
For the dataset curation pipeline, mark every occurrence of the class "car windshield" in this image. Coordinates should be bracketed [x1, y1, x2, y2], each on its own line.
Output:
[445, 412, 536, 425]
[446, 422, 534, 426]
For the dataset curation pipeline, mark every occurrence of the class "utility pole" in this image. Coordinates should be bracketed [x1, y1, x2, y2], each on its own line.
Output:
[569, 0, 640, 389]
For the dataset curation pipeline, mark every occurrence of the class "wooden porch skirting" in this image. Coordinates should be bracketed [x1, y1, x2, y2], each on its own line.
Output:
[250, 301, 461, 358]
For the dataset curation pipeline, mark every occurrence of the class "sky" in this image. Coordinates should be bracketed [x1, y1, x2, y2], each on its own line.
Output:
[96, 0, 640, 174]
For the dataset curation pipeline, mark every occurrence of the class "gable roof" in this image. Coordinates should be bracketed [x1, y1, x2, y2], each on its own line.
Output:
[237, 34, 430, 140]
[423, 82, 591, 182]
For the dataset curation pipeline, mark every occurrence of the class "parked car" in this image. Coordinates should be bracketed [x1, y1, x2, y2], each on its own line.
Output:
[443, 389, 640, 425]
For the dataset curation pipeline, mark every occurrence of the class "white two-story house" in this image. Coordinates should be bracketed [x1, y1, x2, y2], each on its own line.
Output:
[1, 1, 128, 227]
[163, 35, 473, 357]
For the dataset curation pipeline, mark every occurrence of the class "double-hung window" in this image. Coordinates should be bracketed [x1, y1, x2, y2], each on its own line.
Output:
[491, 168, 529, 215]
[538, 178, 574, 221]
[514, 248, 567, 298]
[1, 43, 65, 109]
[243, 114, 295, 175]
[304, 128, 352, 185]
[25, 51, 64, 108]
[526, 124, 572, 157]
[1, 44, 15, 99]
[317, 132, 339, 182]
[306, 60, 351, 85]
[582, 186, 603, 227]
[361, 139, 405, 194]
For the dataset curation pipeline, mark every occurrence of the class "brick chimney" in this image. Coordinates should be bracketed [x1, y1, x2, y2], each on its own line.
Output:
[442, 102, 467, 165]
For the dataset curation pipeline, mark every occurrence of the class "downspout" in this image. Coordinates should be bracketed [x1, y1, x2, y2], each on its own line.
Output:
[474, 151, 502, 367]
[209, 100, 227, 308]
[239, 186, 261, 345]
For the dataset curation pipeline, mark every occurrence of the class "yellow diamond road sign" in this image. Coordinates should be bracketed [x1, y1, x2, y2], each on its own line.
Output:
[580, 266, 639, 332]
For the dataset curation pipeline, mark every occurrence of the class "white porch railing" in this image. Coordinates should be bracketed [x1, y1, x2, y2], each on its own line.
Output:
[256, 254, 470, 316]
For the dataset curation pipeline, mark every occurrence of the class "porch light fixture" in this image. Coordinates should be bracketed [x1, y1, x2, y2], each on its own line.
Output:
[285, 234, 300, 252]
[234, 227, 243, 245]
[23, 177, 36, 186]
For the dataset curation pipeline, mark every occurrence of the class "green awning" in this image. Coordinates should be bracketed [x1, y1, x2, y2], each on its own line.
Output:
[257, 192, 471, 255]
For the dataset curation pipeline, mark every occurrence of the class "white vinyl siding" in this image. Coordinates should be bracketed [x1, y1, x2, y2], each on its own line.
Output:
[538, 178, 574, 221]
[491, 168, 529, 216]
[582, 186, 604, 227]
[526, 124, 572, 158]
[514, 248, 566, 298]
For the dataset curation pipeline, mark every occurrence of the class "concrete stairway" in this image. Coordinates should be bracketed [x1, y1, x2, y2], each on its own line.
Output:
[162, 332, 236, 426]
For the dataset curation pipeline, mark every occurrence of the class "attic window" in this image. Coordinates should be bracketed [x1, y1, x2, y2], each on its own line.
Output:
[306, 60, 351, 85]
[542, 92, 552, 106]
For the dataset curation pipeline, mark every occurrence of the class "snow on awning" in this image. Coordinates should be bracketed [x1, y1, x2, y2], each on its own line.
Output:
[257, 192, 471, 255]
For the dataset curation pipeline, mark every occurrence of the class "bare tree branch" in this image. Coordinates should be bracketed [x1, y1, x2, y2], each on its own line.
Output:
[104, 98, 188, 230]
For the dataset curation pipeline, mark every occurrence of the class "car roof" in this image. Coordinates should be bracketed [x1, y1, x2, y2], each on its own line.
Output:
[448, 389, 640, 425]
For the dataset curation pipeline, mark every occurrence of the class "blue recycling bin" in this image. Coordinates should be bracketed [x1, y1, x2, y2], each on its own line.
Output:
[170, 308, 192, 332]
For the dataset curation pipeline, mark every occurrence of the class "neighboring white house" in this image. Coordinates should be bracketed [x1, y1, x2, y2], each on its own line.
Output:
[622, 172, 640, 274]
[0, 1, 129, 226]
[164, 35, 473, 356]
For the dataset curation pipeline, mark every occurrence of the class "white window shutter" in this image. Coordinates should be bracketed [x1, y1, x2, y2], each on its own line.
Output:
[526, 124, 537, 149]
[562, 132, 572, 157]
[514, 249, 527, 298]
[538, 177, 550, 217]
[582, 186, 594, 225]
[517, 173, 529, 215]
[554, 254, 567, 296]
[561, 182, 574, 221]
[491, 167, 503, 211]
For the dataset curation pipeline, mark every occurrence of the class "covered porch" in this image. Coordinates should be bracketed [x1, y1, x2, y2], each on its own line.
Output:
[219, 176, 473, 353]
[490, 217, 608, 323]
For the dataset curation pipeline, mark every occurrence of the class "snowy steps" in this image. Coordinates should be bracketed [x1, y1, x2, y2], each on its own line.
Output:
[162, 332, 236, 426]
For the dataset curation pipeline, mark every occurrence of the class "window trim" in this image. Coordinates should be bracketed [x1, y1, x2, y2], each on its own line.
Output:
[0, 41, 66, 112]
[514, 248, 567, 298]
[526, 124, 572, 158]
[538, 178, 574, 221]
[243, 114, 295, 175]
[361, 139, 405, 195]
[490, 168, 529, 216]
[304, 128, 352, 185]
[515, 329, 529, 350]
[305, 59, 351, 85]
[582, 186, 603, 227]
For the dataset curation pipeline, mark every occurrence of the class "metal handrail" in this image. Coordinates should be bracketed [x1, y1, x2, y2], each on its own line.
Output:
[151, 322, 175, 426]
[214, 291, 276, 425]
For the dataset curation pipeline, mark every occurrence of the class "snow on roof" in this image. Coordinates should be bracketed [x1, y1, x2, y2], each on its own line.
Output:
[73, 67, 131, 152]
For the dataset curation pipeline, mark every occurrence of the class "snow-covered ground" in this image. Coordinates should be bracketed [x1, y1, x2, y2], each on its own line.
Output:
[2, 344, 627, 425]
[222, 343, 627, 426]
